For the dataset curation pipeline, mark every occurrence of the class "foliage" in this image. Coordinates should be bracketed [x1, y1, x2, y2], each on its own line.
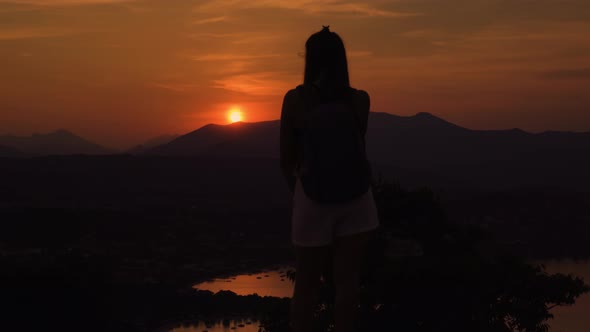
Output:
[260, 177, 589, 332]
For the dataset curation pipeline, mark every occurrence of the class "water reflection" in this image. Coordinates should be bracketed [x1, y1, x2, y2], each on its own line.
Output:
[168, 268, 293, 332]
[541, 259, 590, 332]
[170, 319, 260, 332]
[193, 268, 294, 298]
[177, 262, 589, 332]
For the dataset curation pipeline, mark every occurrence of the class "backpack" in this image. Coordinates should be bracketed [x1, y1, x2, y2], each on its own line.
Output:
[296, 85, 371, 204]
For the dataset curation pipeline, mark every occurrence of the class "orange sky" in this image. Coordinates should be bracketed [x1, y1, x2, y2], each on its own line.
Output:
[1, 0, 589, 149]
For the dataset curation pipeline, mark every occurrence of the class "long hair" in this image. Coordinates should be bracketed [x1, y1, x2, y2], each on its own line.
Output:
[304, 26, 350, 91]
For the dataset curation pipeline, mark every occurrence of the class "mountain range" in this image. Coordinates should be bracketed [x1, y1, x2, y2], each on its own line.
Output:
[126, 134, 179, 154]
[144, 112, 590, 191]
[0, 131, 182, 156]
[2, 112, 588, 191]
[146, 112, 590, 161]
[0, 129, 113, 156]
[0, 144, 23, 158]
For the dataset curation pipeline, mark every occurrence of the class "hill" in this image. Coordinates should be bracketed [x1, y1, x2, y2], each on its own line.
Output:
[126, 134, 179, 154]
[0, 129, 113, 156]
[145, 112, 590, 191]
[0, 145, 23, 158]
[147, 121, 278, 158]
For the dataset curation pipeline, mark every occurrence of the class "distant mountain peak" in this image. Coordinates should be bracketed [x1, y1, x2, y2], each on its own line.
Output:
[53, 129, 75, 135]
[413, 112, 449, 123]
[126, 133, 180, 154]
[415, 112, 436, 118]
[0, 144, 23, 157]
[0, 129, 112, 156]
[143, 110, 590, 186]
[509, 128, 526, 133]
[367, 111, 468, 133]
[31, 129, 76, 138]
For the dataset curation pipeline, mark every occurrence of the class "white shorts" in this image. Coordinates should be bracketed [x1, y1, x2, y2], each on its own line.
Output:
[291, 178, 380, 247]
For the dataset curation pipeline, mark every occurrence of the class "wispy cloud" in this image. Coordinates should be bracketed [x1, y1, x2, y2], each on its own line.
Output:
[0, 0, 134, 5]
[348, 50, 373, 58]
[189, 53, 283, 62]
[0, 27, 74, 40]
[150, 82, 203, 93]
[188, 32, 236, 39]
[309, 1, 418, 17]
[196, 0, 419, 18]
[188, 31, 279, 45]
[192, 16, 228, 25]
[212, 71, 296, 96]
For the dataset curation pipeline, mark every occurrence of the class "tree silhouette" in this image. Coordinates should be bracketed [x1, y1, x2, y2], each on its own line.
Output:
[260, 177, 589, 332]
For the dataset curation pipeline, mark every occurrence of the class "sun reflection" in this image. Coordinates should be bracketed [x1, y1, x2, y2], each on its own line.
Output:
[193, 268, 293, 298]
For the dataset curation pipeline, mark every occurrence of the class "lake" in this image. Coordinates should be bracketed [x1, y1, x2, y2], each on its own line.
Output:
[167, 261, 589, 332]
[192, 267, 294, 298]
[170, 319, 261, 332]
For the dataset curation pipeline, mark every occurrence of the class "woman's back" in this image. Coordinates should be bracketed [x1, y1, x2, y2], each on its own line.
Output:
[283, 84, 371, 203]
[280, 84, 371, 192]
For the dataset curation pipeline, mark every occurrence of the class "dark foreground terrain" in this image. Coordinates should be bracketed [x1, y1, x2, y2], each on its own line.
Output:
[1, 155, 589, 331]
[1, 206, 292, 331]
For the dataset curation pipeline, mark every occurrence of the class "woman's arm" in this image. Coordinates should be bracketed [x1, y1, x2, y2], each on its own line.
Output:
[280, 89, 298, 193]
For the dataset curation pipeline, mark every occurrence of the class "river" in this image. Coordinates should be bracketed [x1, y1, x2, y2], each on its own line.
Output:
[166, 260, 589, 332]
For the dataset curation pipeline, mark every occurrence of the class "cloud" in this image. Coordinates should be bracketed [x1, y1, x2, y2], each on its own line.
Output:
[0, 0, 133, 5]
[150, 82, 203, 93]
[196, 0, 419, 18]
[188, 31, 279, 45]
[212, 71, 296, 96]
[310, 1, 418, 17]
[348, 50, 373, 58]
[192, 16, 228, 25]
[189, 53, 283, 62]
[0, 27, 74, 39]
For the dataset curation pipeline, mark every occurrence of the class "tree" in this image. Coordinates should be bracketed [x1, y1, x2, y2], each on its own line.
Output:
[261, 178, 589, 332]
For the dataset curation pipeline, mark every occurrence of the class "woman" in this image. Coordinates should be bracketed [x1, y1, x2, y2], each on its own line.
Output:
[280, 26, 379, 332]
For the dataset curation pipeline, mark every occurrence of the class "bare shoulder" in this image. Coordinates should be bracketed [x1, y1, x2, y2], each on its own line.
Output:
[284, 88, 299, 100]
[352, 88, 370, 110]
[353, 88, 369, 99]
[282, 88, 300, 110]
[281, 88, 301, 124]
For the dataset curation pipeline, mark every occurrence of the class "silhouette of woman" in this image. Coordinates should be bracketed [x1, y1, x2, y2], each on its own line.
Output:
[280, 26, 379, 332]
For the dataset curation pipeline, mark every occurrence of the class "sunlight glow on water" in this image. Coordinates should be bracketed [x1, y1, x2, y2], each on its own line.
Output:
[193, 268, 294, 298]
[170, 319, 260, 332]
[175, 262, 590, 332]
[168, 268, 293, 332]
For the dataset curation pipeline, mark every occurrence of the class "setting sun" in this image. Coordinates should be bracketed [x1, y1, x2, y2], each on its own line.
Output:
[228, 108, 244, 123]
